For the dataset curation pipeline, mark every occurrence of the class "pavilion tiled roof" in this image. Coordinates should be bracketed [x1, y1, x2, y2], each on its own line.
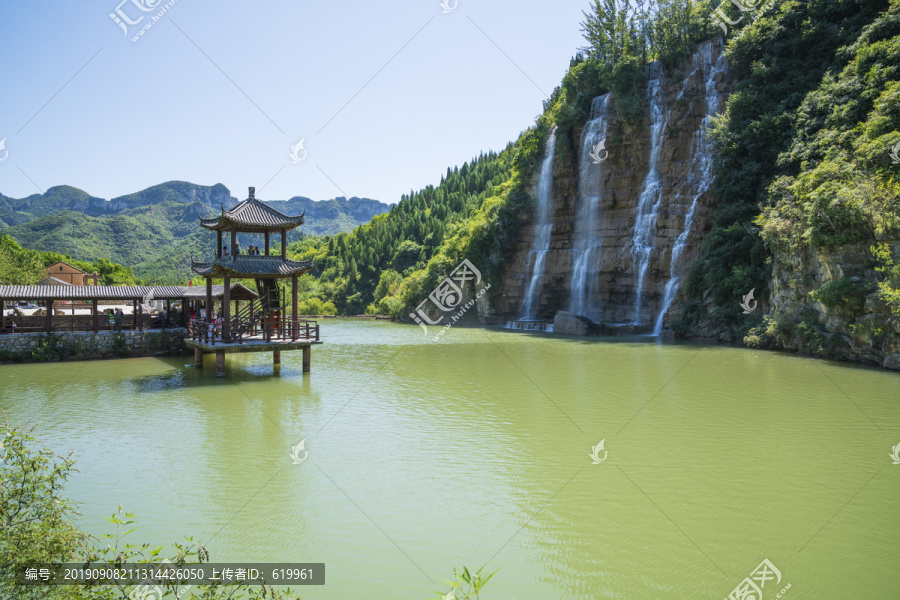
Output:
[200, 188, 305, 233]
[190, 256, 313, 279]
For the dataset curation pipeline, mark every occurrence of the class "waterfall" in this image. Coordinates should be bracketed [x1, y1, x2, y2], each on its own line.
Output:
[629, 62, 668, 325]
[521, 127, 557, 319]
[653, 41, 728, 335]
[569, 93, 612, 321]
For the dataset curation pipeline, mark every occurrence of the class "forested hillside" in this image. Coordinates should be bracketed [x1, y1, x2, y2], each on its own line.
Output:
[0, 235, 137, 286]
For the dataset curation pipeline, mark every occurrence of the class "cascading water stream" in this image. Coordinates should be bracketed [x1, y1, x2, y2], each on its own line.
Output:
[521, 128, 557, 319]
[653, 41, 728, 335]
[629, 62, 668, 326]
[569, 94, 612, 321]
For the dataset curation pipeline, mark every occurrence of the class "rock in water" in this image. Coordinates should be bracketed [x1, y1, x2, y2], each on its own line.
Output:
[553, 311, 594, 336]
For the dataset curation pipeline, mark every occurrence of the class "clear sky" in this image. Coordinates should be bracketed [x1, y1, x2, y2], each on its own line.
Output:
[0, 0, 590, 204]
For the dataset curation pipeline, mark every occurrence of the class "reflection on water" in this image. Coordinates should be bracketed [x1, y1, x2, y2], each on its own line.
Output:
[2, 320, 899, 599]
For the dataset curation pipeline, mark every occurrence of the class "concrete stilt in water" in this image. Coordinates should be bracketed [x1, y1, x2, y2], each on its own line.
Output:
[303, 345, 311, 372]
[195, 347, 203, 368]
[215, 350, 225, 378]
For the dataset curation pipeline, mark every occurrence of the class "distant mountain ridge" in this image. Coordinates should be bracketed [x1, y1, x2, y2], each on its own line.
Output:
[0, 181, 391, 283]
[0, 182, 389, 229]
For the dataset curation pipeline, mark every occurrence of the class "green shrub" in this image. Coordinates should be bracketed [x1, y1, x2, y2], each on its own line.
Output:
[810, 277, 872, 317]
[111, 333, 131, 358]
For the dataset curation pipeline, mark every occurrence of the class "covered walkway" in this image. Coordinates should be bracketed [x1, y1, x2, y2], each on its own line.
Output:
[0, 284, 257, 334]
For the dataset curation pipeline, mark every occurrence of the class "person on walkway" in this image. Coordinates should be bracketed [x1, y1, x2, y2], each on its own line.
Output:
[114, 308, 123, 332]
[223, 244, 229, 256]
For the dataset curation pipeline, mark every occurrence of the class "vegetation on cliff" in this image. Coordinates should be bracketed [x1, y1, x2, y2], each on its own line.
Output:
[678, 0, 896, 340]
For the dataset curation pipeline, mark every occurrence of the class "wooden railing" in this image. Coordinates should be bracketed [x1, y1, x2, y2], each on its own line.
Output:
[188, 315, 319, 345]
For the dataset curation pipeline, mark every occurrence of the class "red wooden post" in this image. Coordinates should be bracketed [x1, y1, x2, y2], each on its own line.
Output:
[217, 230, 223, 258]
[281, 230, 286, 261]
[206, 277, 213, 322]
[46, 300, 53, 332]
[231, 228, 237, 262]
[265, 232, 270, 256]
[223, 275, 231, 341]
[93, 299, 98, 332]
[291, 274, 298, 340]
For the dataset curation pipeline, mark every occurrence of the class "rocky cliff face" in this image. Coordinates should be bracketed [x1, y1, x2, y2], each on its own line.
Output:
[495, 41, 729, 330]
[758, 240, 900, 370]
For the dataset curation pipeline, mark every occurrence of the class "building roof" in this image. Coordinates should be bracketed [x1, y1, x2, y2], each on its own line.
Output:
[44, 260, 91, 274]
[200, 187, 305, 233]
[37, 276, 73, 286]
[191, 255, 313, 279]
[0, 284, 258, 301]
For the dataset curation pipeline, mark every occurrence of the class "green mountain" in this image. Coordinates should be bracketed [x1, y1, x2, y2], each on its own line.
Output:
[284, 0, 900, 369]
[0, 182, 390, 283]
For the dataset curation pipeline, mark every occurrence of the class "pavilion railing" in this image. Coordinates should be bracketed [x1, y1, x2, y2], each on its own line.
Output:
[187, 315, 318, 345]
[188, 318, 222, 345]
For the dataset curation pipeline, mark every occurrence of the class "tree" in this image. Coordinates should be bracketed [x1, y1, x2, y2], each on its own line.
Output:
[0, 236, 45, 285]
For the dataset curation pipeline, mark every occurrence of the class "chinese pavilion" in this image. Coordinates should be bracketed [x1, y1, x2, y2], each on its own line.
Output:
[187, 186, 321, 376]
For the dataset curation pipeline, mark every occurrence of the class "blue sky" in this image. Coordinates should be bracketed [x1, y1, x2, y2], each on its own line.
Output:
[0, 0, 589, 204]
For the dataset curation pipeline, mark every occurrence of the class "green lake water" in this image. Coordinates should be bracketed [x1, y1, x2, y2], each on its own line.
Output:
[2, 320, 899, 599]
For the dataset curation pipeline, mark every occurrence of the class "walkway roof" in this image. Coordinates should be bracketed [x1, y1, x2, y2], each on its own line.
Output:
[0, 283, 258, 302]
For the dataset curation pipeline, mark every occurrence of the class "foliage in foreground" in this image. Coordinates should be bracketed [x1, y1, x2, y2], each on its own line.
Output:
[0, 416, 301, 599]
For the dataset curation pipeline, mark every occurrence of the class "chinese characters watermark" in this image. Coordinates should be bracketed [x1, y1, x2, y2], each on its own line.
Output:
[410, 259, 490, 341]
[590, 139, 609, 164]
[290, 439, 308, 464]
[725, 559, 790, 600]
[711, 0, 778, 36]
[740, 288, 757, 314]
[289, 139, 308, 164]
[109, 0, 181, 43]
[589, 439, 607, 464]
[889, 141, 900, 165]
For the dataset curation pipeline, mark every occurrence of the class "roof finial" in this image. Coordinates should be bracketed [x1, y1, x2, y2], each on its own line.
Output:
[249, 186, 255, 199]
[221, 202, 225, 215]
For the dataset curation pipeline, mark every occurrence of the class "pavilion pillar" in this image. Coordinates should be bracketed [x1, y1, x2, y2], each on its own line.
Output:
[303, 345, 311, 373]
[217, 230, 223, 258]
[92, 299, 98, 332]
[46, 300, 53, 332]
[223, 275, 231, 341]
[291, 274, 298, 341]
[182, 301, 188, 327]
[138, 302, 143, 332]
[265, 232, 270, 256]
[215, 350, 225, 377]
[281, 230, 286, 261]
[231, 229, 237, 261]
[206, 277, 213, 321]
[194, 347, 203, 368]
